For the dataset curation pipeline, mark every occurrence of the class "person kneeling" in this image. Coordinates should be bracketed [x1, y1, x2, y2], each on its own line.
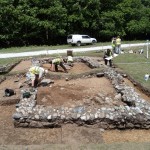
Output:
[28, 66, 48, 88]
[103, 49, 113, 67]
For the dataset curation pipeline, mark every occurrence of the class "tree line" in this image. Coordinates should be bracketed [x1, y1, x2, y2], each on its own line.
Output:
[0, 0, 150, 48]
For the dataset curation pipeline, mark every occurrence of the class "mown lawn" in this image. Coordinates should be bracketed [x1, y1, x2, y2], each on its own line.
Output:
[0, 58, 22, 66]
[113, 51, 150, 89]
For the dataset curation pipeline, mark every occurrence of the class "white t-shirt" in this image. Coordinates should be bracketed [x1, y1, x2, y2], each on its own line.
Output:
[67, 56, 73, 62]
[38, 67, 45, 78]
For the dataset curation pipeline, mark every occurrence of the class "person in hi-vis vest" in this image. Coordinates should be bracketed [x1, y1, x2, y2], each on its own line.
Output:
[116, 36, 121, 54]
[111, 37, 116, 53]
[49, 57, 68, 73]
[28, 66, 48, 87]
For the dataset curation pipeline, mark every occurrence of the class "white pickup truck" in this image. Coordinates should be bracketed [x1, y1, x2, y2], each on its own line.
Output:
[67, 34, 97, 46]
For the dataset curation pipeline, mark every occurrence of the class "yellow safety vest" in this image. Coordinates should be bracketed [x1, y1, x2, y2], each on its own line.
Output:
[112, 40, 116, 47]
[29, 66, 40, 74]
[52, 58, 62, 64]
[116, 38, 121, 45]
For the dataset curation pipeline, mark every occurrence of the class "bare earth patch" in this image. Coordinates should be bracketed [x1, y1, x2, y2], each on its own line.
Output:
[37, 77, 116, 107]
[1, 58, 150, 145]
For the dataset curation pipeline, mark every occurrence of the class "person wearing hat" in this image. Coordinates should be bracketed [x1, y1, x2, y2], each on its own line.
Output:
[28, 66, 48, 87]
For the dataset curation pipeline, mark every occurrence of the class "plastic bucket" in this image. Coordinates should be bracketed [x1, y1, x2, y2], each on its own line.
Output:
[5, 89, 15, 97]
[144, 74, 149, 81]
[67, 50, 73, 56]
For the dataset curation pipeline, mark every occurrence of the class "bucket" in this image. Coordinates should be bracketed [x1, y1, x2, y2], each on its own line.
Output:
[5, 89, 15, 97]
[144, 74, 149, 81]
[67, 50, 73, 57]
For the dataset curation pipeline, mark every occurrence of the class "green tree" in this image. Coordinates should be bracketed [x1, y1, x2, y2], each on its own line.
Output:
[62, 0, 101, 37]
[0, 0, 150, 47]
[118, 0, 150, 39]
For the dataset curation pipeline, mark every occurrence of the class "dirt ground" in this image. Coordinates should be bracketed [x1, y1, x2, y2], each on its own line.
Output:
[1, 59, 150, 146]
[37, 77, 117, 107]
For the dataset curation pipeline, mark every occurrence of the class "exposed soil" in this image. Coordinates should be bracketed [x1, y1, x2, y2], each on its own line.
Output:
[124, 78, 150, 102]
[10, 60, 32, 73]
[37, 77, 117, 107]
[1, 58, 150, 145]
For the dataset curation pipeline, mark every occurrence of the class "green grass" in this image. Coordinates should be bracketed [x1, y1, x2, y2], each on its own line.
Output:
[0, 40, 145, 53]
[0, 58, 22, 65]
[73, 50, 104, 57]
[0, 45, 69, 53]
[113, 52, 150, 89]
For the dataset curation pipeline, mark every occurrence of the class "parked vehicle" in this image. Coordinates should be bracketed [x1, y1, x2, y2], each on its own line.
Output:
[67, 34, 97, 46]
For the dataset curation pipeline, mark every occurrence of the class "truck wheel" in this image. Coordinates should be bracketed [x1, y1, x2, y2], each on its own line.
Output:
[77, 41, 81, 46]
[92, 40, 96, 45]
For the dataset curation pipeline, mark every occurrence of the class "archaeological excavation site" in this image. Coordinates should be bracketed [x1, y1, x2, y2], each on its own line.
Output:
[1, 56, 150, 145]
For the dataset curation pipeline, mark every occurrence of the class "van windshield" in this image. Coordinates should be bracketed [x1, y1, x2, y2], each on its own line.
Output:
[67, 35, 72, 39]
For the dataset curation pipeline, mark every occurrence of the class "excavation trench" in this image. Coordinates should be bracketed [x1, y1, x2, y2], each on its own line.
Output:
[1, 57, 150, 144]
[6, 57, 150, 129]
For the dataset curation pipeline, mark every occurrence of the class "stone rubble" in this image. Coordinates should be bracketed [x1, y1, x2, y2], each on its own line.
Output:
[78, 57, 102, 68]
[12, 58, 150, 129]
[0, 62, 20, 73]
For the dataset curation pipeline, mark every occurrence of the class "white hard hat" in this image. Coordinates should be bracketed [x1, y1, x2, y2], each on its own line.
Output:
[45, 69, 48, 74]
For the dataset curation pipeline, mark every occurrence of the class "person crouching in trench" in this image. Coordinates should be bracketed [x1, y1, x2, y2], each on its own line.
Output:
[49, 57, 68, 73]
[29, 66, 48, 88]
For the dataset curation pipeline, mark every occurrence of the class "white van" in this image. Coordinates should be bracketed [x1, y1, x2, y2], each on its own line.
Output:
[67, 34, 97, 46]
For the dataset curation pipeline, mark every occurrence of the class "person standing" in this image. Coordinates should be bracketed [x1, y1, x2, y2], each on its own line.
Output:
[103, 49, 113, 67]
[111, 37, 116, 54]
[116, 36, 121, 54]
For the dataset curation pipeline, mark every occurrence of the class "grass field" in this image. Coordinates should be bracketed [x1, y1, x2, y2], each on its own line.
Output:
[113, 47, 150, 89]
[0, 58, 22, 66]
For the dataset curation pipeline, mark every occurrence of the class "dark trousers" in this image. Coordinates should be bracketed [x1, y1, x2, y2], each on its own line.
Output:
[34, 74, 39, 87]
[104, 59, 112, 67]
[55, 62, 67, 72]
